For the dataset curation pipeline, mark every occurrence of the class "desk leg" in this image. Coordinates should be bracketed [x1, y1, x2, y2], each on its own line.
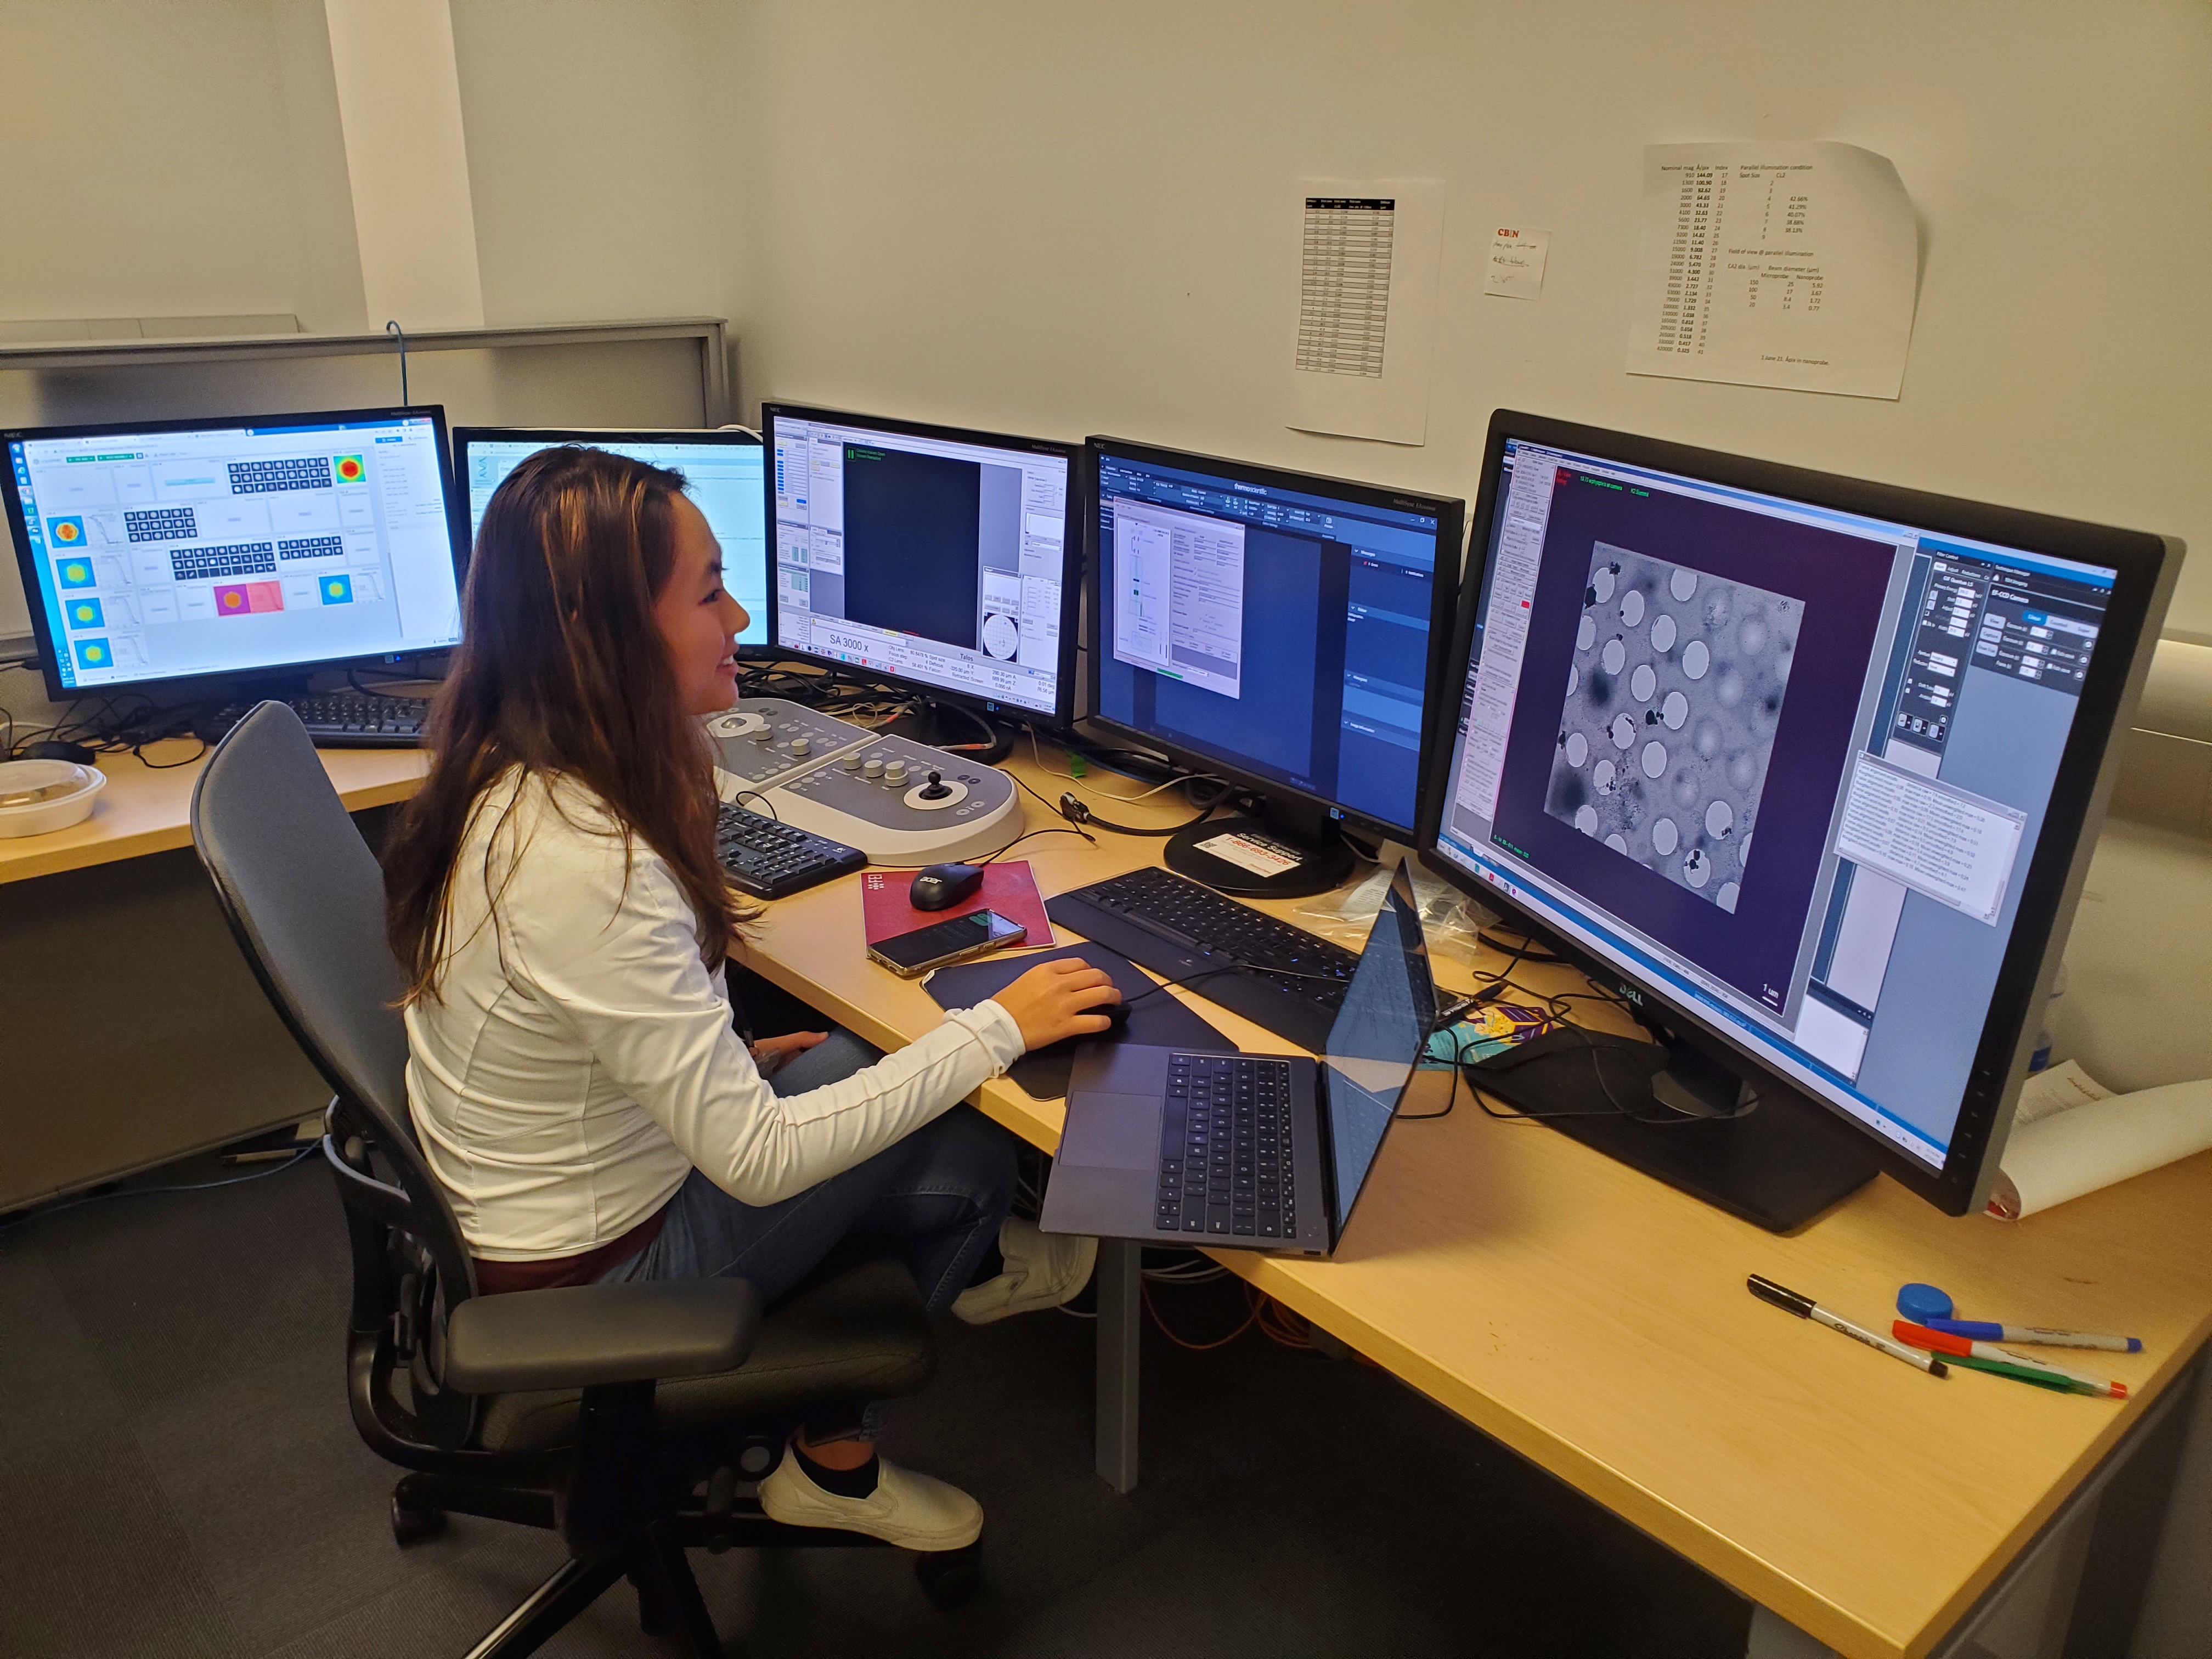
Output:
[1745, 1607, 1838, 1658]
[1094, 1239, 1140, 1493]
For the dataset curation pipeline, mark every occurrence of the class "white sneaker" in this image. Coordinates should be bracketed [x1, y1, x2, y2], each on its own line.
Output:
[758, 1448, 983, 1551]
[950, 1217, 1097, 1325]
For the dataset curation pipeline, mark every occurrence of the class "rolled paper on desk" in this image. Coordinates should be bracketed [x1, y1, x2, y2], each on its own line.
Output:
[1991, 1077, 2212, 1219]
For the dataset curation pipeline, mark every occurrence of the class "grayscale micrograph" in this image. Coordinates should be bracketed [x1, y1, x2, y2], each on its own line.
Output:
[1545, 541, 1798, 913]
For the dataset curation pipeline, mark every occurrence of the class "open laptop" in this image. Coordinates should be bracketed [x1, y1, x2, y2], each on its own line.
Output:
[1040, 861, 1437, 1257]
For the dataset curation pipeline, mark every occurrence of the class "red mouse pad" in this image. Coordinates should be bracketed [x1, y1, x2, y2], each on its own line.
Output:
[924, 943, 1237, 1100]
[861, 863, 1056, 950]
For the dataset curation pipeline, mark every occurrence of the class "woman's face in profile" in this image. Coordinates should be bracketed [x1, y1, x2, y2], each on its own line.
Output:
[655, 493, 749, 716]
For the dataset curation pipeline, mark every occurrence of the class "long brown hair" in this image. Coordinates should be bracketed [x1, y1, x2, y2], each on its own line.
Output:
[384, 445, 741, 1002]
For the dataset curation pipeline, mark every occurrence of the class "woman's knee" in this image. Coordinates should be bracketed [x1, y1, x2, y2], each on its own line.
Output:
[919, 1104, 1018, 1219]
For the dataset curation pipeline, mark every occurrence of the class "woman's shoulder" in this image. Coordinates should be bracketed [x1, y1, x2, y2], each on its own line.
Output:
[466, 767, 669, 897]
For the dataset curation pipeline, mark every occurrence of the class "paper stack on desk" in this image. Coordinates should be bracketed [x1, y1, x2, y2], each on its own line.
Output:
[1990, 1060, 2212, 1218]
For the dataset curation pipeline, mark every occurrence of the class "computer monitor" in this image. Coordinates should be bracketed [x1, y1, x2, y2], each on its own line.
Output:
[3, 405, 464, 701]
[1086, 437, 1464, 898]
[452, 427, 769, 653]
[763, 405, 1081, 744]
[1420, 410, 2179, 1225]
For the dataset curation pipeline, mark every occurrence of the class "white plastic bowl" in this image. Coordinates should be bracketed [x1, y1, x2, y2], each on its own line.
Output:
[0, 759, 107, 837]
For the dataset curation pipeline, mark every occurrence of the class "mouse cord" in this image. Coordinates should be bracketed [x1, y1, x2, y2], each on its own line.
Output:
[978, 825, 1095, 865]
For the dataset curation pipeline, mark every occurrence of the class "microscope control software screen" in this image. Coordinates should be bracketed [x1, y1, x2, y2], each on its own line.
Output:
[771, 416, 1069, 715]
[1434, 439, 2116, 1168]
[10, 415, 459, 690]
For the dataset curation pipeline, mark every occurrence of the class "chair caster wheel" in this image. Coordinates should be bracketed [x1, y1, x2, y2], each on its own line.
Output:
[390, 1494, 446, 1547]
[914, 1542, 981, 1610]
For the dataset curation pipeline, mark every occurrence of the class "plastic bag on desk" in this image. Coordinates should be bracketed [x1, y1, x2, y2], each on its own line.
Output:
[1294, 861, 1495, 969]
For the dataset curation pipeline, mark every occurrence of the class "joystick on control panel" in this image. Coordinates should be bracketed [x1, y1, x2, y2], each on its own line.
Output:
[706, 699, 870, 791]
[759, 732, 1021, 865]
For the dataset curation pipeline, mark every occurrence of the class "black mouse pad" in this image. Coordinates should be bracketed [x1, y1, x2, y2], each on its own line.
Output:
[924, 943, 1237, 1100]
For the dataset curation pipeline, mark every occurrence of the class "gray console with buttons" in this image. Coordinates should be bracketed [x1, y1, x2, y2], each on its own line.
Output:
[705, 699, 870, 790]
[763, 732, 1022, 865]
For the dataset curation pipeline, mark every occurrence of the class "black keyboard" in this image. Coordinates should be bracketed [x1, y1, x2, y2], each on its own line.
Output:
[1047, 865, 1361, 1051]
[1156, 1053, 1297, 1239]
[204, 692, 427, 748]
[714, 802, 865, 900]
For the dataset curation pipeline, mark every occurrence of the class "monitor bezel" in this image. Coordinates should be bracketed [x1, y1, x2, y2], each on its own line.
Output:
[759, 403, 1084, 728]
[449, 425, 774, 658]
[1083, 434, 1468, 848]
[1415, 409, 2179, 1217]
[3, 403, 462, 703]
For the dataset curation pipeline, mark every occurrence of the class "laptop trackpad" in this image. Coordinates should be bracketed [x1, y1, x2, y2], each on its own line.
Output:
[1060, 1097, 1162, 1169]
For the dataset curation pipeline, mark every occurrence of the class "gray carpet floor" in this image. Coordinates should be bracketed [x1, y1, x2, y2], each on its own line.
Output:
[0, 1146, 1751, 1658]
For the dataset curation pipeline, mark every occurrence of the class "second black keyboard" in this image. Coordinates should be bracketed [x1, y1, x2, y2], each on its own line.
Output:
[715, 802, 865, 900]
[1047, 864, 1361, 1052]
[204, 692, 427, 747]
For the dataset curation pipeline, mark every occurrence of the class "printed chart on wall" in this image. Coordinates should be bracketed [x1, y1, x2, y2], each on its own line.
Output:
[1626, 142, 1919, 400]
[1286, 179, 1443, 447]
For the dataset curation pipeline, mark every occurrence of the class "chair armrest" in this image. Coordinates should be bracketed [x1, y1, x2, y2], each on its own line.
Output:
[445, 1278, 762, 1393]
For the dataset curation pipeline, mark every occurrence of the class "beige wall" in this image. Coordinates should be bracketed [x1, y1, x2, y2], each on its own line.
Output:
[718, 0, 2212, 643]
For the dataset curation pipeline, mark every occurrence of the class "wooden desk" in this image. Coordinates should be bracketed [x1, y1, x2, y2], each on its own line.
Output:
[10, 733, 2206, 1656]
[0, 740, 433, 1209]
[0, 738, 429, 885]
[738, 745, 2212, 1659]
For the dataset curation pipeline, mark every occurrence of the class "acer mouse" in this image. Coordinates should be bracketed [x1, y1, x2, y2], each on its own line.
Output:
[910, 862, 985, 911]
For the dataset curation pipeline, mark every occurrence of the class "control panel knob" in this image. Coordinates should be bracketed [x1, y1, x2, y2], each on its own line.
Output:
[917, 769, 953, 801]
[884, 760, 909, 786]
[842, 753, 861, 771]
[789, 737, 810, 757]
[862, 758, 884, 778]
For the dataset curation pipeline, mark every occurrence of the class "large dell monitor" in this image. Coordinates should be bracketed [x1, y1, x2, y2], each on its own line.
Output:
[3, 406, 464, 701]
[764, 404, 1081, 748]
[1421, 411, 2179, 1226]
[1087, 437, 1465, 898]
[453, 426, 769, 653]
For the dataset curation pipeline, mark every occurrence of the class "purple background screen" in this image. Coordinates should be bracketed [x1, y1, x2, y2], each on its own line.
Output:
[1488, 469, 1894, 1012]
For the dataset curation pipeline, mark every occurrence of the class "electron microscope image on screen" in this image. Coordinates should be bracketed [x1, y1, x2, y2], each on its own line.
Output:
[1545, 541, 1798, 915]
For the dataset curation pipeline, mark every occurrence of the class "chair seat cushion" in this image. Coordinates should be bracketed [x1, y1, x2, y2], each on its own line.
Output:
[472, 1261, 934, 1454]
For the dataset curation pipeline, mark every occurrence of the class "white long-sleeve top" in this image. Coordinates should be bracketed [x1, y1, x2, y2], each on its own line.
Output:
[404, 768, 1024, 1261]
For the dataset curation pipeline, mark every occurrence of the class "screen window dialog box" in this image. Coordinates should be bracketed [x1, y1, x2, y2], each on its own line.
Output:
[1433, 435, 2122, 1173]
[5, 410, 460, 695]
[768, 410, 1074, 720]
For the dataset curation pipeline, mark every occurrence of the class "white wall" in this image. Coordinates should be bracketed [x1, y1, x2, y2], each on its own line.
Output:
[717, 0, 2212, 641]
[0, 0, 331, 328]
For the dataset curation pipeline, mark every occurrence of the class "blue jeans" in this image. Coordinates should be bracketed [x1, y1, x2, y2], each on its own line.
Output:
[610, 1030, 1017, 1410]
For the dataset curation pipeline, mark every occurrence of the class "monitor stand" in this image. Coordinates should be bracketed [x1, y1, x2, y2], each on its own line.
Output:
[1466, 1025, 1882, 1232]
[879, 698, 1011, 765]
[1163, 793, 1356, 901]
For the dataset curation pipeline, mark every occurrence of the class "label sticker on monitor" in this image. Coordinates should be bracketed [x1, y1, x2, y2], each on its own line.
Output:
[1194, 831, 1305, 878]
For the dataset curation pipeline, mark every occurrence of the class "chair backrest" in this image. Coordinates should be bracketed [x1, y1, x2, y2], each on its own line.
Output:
[190, 702, 480, 1451]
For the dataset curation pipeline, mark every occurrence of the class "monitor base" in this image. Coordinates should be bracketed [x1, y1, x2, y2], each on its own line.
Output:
[1468, 1026, 1882, 1233]
[879, 699, 1010, 765]
[1163, 812, 1356, 901]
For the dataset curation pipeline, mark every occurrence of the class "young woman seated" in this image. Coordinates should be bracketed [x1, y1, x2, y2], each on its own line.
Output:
[382, 447, 1119, 1550]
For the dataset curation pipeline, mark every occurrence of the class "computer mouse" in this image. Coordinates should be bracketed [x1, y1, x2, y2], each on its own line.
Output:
[1096, 998, 1133, 1033]
[19, 739, 95, 764]
[910, 862, 985, 911]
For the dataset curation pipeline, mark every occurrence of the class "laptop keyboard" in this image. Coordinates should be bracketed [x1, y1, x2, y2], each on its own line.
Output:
[1155, 1054, 1297, 1240]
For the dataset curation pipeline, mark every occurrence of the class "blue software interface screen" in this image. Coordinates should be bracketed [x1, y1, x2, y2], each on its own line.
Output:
[1432, 438, 2118, 1169]
[1093, 453, 1443, 833]
[9, 414, 459, 690]
[462, 436, 768, 649]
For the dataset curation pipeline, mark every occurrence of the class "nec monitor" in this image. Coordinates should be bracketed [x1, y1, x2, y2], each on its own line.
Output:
[764, 405, 1080, 735]
[1421, 410, 2178, 1224]
[1086, 437, 1464, 898]
[453, 427, 769, 653]
[3, 406, 463, 700]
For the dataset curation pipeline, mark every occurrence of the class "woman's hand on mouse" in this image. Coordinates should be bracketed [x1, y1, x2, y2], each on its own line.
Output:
[991, 959, 1123, 1051]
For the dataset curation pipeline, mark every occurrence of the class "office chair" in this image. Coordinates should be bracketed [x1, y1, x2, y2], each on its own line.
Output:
[189, 703, 976, 1658]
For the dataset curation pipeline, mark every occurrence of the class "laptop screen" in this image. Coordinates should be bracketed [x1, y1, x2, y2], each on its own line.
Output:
[1323, 863, 1439, 1235]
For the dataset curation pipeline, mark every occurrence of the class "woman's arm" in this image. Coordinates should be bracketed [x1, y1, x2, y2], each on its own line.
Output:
[509, 848, 1022, 1206]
